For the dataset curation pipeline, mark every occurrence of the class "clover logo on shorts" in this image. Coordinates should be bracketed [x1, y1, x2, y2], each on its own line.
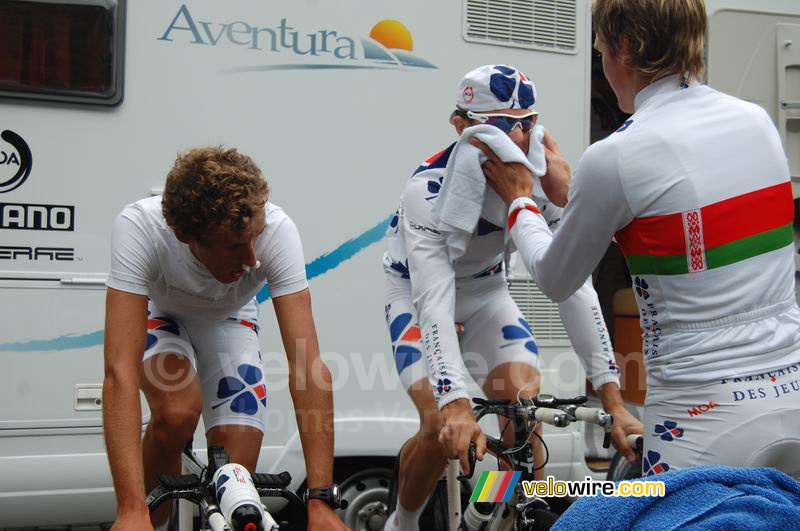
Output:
[654, 420, 684, 442]
[436, 378, 452, 395]
[643, 450, 670, 476]
[145, 316, 181, 350]
[212, 364, 267, 415]
[500, 318, 538, 354]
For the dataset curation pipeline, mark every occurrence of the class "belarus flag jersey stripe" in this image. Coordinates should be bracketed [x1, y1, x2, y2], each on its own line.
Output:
[615, 182, 792, 275]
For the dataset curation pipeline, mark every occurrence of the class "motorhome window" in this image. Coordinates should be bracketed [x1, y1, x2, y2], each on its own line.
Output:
[0, 0, 125, 105]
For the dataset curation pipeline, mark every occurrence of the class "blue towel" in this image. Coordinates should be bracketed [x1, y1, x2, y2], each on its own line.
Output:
[552, 466, 800, 531]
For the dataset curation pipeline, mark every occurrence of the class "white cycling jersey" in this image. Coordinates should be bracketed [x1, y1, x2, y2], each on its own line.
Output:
[384, 145, 620, 408]
[107, 196, 308, 432]
[508, 76, 800, 387]
[107, 196, 308, 321]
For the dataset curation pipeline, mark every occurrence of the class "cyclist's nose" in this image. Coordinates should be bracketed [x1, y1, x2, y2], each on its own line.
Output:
[507, 126, 525, 146]
[242, 243, 257, 268]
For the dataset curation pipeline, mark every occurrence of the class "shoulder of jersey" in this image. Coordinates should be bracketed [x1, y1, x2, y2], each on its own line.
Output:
[129, 195, 163, 219]
[412, 143, 456, 177]
[264, 201, 291, 226]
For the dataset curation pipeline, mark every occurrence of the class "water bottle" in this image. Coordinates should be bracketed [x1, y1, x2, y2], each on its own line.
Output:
[212, 463, 265, 531]
[462, 501, 494, 531]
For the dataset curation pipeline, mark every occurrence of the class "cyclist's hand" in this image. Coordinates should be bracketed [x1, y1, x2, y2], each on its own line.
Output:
[471, 138, 535, 205]
[440, 399, 487, 475]
[539, 128, 571, 207]
[308, 500, 350, 531]
[608, 406, 644, 465]
[111, 511, 154, 531]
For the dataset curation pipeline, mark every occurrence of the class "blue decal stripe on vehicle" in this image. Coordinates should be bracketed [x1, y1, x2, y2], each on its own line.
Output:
[0, 215, 395, 352]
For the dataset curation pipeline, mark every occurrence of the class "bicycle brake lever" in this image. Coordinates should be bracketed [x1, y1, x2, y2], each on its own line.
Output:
[602, 414, 614, 449]
[457, 441, 478, 481]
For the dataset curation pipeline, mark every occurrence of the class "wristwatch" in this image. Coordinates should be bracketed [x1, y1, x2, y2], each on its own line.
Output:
[303, 483, 341, 509]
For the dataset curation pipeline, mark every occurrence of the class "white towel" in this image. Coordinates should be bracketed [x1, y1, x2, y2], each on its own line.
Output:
[433, 124, 547, 261]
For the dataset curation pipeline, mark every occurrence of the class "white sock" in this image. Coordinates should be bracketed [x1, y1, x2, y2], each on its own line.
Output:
[384, 500, 426, 531]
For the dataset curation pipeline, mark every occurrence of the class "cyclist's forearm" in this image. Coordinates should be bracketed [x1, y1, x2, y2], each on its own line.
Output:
[403, 211, 469, 409]
[103, 371, 148, 514]
[289, 356, 335, 488]
[596, 382, 626, 414]
[557, 279, 620, 390]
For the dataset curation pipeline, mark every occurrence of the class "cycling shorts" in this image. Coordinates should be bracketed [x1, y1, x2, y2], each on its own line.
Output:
[642, 362, 800, 478]
[384, 274, 540, 391]
[143, 299, 268, 433]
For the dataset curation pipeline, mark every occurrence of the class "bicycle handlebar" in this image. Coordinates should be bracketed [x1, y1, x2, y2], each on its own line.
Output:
[571, 406, 612, 427]
[627, 434, 644, 452]
[472, 394, 588, 411]
[146, 445, 307, 531]
[529, 407, 570, 427]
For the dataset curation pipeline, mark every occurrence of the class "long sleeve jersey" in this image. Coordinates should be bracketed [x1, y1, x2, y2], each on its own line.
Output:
[384, 145, 620, 408]
[509, 77, 800, 386]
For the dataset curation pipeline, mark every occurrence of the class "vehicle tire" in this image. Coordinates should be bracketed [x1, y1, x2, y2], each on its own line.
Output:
[337, 467, 393, 531]
[606, 451, 642, 481]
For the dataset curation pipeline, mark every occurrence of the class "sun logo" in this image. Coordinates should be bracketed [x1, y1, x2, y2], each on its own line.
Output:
[365, 20, 436, 69]
[369, 19, 414, 51]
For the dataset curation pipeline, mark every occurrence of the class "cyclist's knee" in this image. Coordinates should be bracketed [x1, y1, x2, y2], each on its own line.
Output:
[485, 362, 540, 401]
[149, 397, 202, 444]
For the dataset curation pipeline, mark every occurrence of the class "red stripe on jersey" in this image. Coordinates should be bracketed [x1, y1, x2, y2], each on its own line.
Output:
[701, 182, 792, 248]
[615, 182, 792, 256]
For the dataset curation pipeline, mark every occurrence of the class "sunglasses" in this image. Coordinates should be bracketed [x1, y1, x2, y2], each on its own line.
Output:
[466, 110, 537, 134]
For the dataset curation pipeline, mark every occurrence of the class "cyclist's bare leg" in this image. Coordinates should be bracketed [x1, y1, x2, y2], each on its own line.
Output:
[483, 362, 544, 480]
[207, 425, 264, 472]
[397, 377, 449, 512]
[141, 352, 203, 527]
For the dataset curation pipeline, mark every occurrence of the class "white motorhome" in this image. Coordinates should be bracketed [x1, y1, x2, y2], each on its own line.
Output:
[0, 0, 798, 528]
